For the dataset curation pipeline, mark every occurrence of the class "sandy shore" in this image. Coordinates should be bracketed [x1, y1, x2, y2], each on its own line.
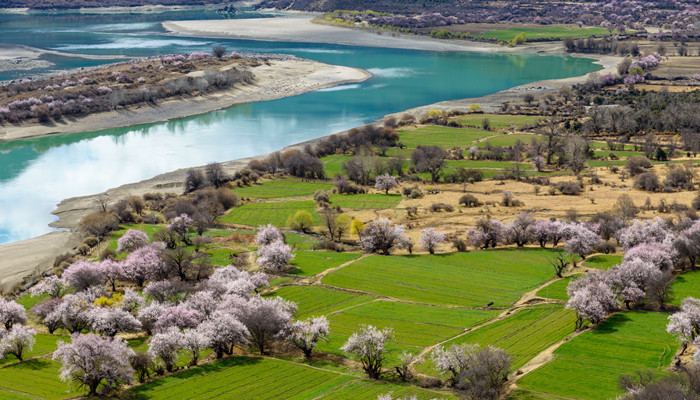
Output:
[0, 44, 131, 75]
[1, 59, 370, 141]
[163, 16, 577, 54]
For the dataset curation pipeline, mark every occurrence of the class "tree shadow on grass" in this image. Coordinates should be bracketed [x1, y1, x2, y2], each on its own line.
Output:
[125, 357, 262, 400]
[592, 313, 632, 335]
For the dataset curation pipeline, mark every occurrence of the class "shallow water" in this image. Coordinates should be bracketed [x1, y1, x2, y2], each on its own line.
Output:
[0, 11, 600, 244]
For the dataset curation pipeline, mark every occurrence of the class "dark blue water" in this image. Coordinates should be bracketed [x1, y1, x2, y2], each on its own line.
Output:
[0, 11, 600, 244]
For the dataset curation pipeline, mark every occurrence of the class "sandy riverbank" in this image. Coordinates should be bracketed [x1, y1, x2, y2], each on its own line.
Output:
[1, 58, 370, 141]
[0, 44, 131, 74]
[163, 16, 579, 54]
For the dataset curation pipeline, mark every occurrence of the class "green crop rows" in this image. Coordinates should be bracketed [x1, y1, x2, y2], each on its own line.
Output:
[329, 194, 402, 209]
[322, 250, 559, 308]
[232, 178, 333, 199]
[270, 285, 376, 319]
[518, 311, 678, 400]
[219, 201, 319, 227]
[290, 251, 362, 276]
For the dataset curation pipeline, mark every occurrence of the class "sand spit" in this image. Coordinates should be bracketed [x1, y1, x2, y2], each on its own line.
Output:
[0, 59, 370, 141]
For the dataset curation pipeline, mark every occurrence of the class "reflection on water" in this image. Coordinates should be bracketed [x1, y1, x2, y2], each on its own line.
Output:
[0, 12, 601, 244]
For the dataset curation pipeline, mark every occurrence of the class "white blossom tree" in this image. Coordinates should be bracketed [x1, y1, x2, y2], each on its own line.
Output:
[235, 296, 296, 355]
[0, 324, 36, 361]
[374, 174, 398, 194]
[182, 328, 211, 366]
[359, 219, 410, 255]
[53, 334, 135, 396]
[89, 308, 142, 337]
[288, 316, 330, 359]
[341, 325, 394, 379]
[198, 310, 249, 359]
[0, 298, 27, 330]
[419, 228, 446, 254]
[255, 224, 284, 246]
[148, 326, 184, 372]
[256, 240, 294, 272]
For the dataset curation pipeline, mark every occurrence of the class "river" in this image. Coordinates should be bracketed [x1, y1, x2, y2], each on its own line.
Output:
[0, 10, 600, 245]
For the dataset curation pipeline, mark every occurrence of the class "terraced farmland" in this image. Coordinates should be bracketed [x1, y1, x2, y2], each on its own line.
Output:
[0, 359, 76, 399]
[218, 201, 319, 227]
[518, 311, 678, 400]
[232, 179, 333, 199]
[269, 285, 376, 319]
[329, 193, 402, 210]
[320, 300, 499, 361]
[669, 270, 700, 306]
[416, 305, 575, 374]
[290, 251, 362, 276]
[128, 357, 455, 400]
[535, 275, 580, 301]
[583, 254, 622, 270]
[452, 114, 542, 129]
[322, 249, 558, 308]
[397, 126, 493, 149]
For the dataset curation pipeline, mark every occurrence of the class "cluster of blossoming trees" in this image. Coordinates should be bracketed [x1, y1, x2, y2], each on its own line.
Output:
[562, 217, 700, 328]
[0, 223, 335, 395]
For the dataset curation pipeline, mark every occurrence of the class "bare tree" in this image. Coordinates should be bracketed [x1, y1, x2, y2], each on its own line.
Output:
[205, 163, 228, 188]
[411, 145, 447, 182]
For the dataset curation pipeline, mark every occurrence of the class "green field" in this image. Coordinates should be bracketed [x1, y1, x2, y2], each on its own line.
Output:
[320, 301, 498, 362]
[416, 305, 575, 374]
[583, 254, 622, 270]
[518, 311, 678, 400]
[670, 270, 700, 306]
[202, 247, 238, 266]
[446, 160, 530, 170]
[232, 178, 333, 199]
[453, 114, 542, 129]
[128, 357, 455, 400]
[270, 285, 376, 319]
[475, 134, 544, 148]
[290, 251, 362, 276]
[536, 275, 580, 301]
[475, 26, 610, 41]
[322, 249, 560, 308]
[0, 359, 76, 399]
[397, 126, 493, 149]
[317, 379, 457, 400]
[219, 201, 319, 227]
[320, 155, 352, 178]
[329, 193, 402, 209]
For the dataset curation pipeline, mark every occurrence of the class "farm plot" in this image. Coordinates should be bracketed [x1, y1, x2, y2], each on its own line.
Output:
[0, 359, 77, 399]
[475, 26, 610, 41]
[127, 357, 354, 400]
[415, 305, 575, 374]
[397, 126, 492, 149]
[218, 201, 319, 227]
[670, 270, 700, 306]
[535, 275, 580, 301]
[518, 311, 678, 400]
[0, 334, 62, 366]
[475, 134, 544, 148]
[232, 179, 333, 199]
[318, 301, 498, 362]
[452, 114, 542, 130]
[290, 251, 362, 276]
[322, 250, 557, 308]
[583, 254, 622, 270]
[320, 155, 352, 178]
[269, 286, 376, 319]
[446, 160, 530, 170]
[317, 379, 457, 400]
[329, 194, 402, 210]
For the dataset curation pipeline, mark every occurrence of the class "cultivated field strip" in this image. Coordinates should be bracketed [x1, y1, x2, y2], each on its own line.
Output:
[0, 359, 75, 399]
[328, 194, 402, 210]
[322, 251, 556, 308]
[269, 286, 377, 319]
[518, 311, 678, 400]
[232, 179, 333, 199]
[290, 251, 363, 276]
[219, 201, 319, 227]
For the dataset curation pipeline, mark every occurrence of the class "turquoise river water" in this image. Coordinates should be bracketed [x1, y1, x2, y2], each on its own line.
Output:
[0, 10, 600, 244]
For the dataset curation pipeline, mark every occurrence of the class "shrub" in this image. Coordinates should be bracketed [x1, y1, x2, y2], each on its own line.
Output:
[212, 46, 227, 58]
[402, 186, 423, 199]
[556, 181, 582, 195]
[626, 156, 652, 176]
[501, 191, 523, 207]
[594, 240, 616, 254]
[430, 203, 454, 212]
[634, 171, 661, 192]
[287, 210, 314, 233]
[459, 194, 481, 207]
[452, 238, 468, 252]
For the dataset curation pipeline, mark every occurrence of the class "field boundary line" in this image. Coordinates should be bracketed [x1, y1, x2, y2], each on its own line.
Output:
[311, 254, 370, 283]
[310, 378, 360, 400]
